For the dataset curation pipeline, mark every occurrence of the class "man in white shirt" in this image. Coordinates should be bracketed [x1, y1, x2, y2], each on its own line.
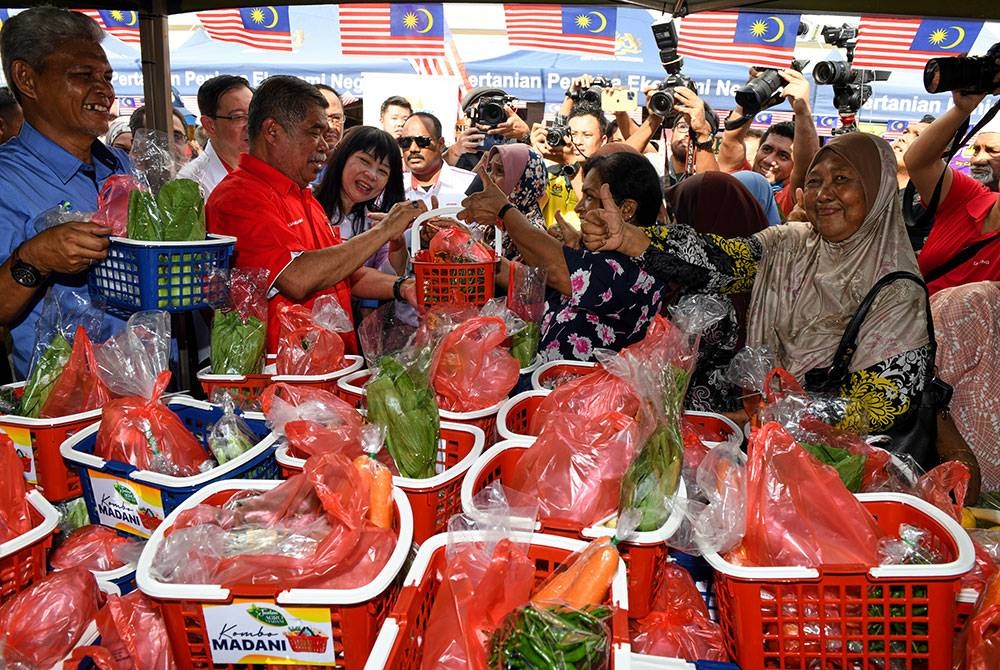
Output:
[401, 111, 474, 208]
[178, 75, 252, 198]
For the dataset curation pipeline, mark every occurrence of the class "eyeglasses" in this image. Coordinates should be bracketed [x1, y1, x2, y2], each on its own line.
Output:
[398, 135, 433, 150]
[212, 112, 249, 124]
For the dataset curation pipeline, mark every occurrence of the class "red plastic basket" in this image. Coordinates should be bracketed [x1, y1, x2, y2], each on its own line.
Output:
[705, 492, 976, 670]
[0, 490, 60, 604]
[367, 531, 631, 669]
[529, 359, 599, 390]
[460, 438, 686, 619]
[136, 480, 413, 670]
[198, 354, 364, 408]
[0, 383, 101, 502]
[275, 420, 486, 544]
[409, 210, 502, 309]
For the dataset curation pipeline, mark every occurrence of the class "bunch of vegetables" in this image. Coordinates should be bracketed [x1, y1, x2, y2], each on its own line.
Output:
[126, 178, 205, 242]
[366, 356, 439, 479]
[511, 323, 541, 368]
[18, 332, 71, 418]
[210, 268, 269, 376]
[490, 538, 619, 670]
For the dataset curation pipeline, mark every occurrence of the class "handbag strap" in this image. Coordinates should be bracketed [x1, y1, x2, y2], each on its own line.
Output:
[922, 230, 1000, 284]
[826, 271, 936, 384]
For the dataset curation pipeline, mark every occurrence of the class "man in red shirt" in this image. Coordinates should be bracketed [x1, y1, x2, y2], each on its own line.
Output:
[718, 69, 820, 217]
[207, 75, 425, 353]
[905, 88, 1000, 295]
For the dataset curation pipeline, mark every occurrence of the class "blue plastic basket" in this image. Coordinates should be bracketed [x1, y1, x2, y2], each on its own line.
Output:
[59, 396, 278, 539]
[88, 234, 235, 316]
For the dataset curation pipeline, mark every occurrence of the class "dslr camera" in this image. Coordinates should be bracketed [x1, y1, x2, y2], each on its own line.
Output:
[648, 15, 695, 120]
[924, 42, 1000, 94]
[733, 60, 807, 116]
[468, 93, 516, 129]
[546, 113, 570, 148]
[570, 77, 614, 106]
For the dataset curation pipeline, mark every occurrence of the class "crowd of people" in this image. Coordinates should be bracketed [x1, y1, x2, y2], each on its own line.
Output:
[0, 6, 998, 491]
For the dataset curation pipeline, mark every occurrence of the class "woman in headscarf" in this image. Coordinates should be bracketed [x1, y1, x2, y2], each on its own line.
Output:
[478, 143, 547, 261]
[731, 169, 782, 226]
[666, 172, 769, 411]
[461, 146, 665, 361]
[579, 132, 930, 437]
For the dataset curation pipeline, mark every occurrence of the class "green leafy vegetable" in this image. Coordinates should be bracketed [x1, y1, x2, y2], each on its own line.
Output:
[801, 441, 866, 492]
[511, 323, 541, 368]
[489, 604, 610, 670]
[210, 309, 265, 375]
[127, 189, 163, 240]
[366, 356, 439, 479]
[20, 333, 72, 418]
[157, 179, 206, 241]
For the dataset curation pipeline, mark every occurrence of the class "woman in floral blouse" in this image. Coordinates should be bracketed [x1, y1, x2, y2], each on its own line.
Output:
[460, 146, 664, 361]
[579, 132, 931, 439]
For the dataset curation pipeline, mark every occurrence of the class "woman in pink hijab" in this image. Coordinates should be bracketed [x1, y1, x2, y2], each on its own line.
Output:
[480, 143, 547, 260]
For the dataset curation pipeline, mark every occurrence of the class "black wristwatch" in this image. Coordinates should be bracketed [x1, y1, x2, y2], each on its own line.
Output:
[10, 245, 46, 288]
[693, 134, 716, 151]
[392, 275, 408, 301]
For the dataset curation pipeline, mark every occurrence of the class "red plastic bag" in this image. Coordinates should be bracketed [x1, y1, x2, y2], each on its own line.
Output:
[40, 326, 113, 418]
[421, 537, 536, 669]
[916, 460, 970, 523]
[429, 316, 520, 412]
[274, 302, 346, 376]
[509, 409, 642, 527]
[0, 566, 103, 668]
[530, 369, 641, 435]
[429, 227, 496, 263]
[260, 383, 364, 459]
[95, 174, 142, 236]
[94, 590, 177, 670]
[94, 370, 209, 476]
[0, 435, 31, 544]
[50, 525, 140, 572]
[736, 421, 883, 568]
[630, 564, 728, 661]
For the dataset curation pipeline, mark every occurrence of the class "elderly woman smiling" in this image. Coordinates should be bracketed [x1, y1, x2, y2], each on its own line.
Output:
[581, 132, 931, 438]
[461, 147, 665, 361]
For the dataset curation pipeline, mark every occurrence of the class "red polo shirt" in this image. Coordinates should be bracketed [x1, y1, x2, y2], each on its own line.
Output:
[918, 170, 1000, 295]
[206, 153, 357, 354]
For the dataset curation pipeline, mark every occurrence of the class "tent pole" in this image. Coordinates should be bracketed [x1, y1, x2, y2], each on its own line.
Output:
[139, 0, 172, 133]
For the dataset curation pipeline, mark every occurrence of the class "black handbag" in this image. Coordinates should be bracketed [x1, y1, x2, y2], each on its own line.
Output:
[802, 271, 950, 470]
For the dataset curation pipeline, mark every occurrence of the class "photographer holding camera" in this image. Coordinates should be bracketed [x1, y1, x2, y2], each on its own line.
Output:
[718, 68, 819, 217]
[659, 85, 720, 187]
[905, 69, 1000, 294]
[445, 87, 530, 171]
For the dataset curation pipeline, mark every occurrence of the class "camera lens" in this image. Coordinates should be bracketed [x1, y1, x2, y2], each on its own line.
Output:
[923, 44, 1000, 94]
[546, 127, 567, 147]
[580, 86, 603, 105]
[734, 70, 783, 115]
[477, 100, 507, 127]
[648, 89, 675, 117]
[813, 61, 852, 86]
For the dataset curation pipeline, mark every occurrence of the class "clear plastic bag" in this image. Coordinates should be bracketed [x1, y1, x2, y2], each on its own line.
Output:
[877, 523, 944, 565]
[490, 603, 611, 670]
[210, 268, 269, 375]
[0, 566, 103, 669]
[357, 301, 420, 370]
[366, 356, 440, 479]
[95, 310, 171, 399]
[207, 395, 260, 465]
[669, 441, 747, 556]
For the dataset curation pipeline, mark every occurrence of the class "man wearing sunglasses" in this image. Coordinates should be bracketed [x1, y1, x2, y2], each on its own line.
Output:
[401, 111, 475, 210]
[178, 75, 253, 199]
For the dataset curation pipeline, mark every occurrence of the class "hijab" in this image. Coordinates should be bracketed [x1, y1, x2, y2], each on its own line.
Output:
[746, 132, 928, 377]
[668, 171, 769, 238]
[488, 143, 546, 226]
[731, 170, 782, 226]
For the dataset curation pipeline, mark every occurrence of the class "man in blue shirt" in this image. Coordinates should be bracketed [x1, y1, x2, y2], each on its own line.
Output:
[0, 7, 130, 376]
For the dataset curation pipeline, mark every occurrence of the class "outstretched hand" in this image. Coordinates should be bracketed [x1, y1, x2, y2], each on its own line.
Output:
[579, 183, 626, 252]
[459, 162, 511, 227]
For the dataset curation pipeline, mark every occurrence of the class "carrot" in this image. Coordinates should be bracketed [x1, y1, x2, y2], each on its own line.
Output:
[561, 543, 620, 609]
[531, 537, 611, 605]
[353, 455, 393, 529]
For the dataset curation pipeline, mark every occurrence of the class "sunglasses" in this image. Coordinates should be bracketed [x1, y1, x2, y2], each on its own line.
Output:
[398, 135, 433, 150]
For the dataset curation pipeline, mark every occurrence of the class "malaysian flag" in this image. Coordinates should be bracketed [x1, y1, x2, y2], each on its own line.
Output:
[853, 17, 984, 71]
[678, 11, 801, 69]
[79, 9, 141, 44]
[196, 7, 293, 52]
[504, 5, 616, 57]
[340, 4, 445, 58]
[409, 26, 471, 95]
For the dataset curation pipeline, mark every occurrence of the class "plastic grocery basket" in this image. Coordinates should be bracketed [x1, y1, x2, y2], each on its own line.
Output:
[276, 419, 485, 545]
[88, 234, 235, 316]
[530, 359, 599, 390]
[364, 530, 631, 670]
[198, 354, 364, 408]
[0, 382, 102, 502]
[336, 369, 371, 409]
[136, 479, 413, 670]
[0, 489, 60, 605]
[704, 492, 976, 670]
[461, 437, 687, 619]
[60, 396, 277, 539]
[410, 207, 502, 309]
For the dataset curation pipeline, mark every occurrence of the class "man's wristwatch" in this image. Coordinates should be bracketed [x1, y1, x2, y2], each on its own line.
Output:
[10, 245, 46, 288]
[693, 134, 716, 151]
[392, 275, 409, 301]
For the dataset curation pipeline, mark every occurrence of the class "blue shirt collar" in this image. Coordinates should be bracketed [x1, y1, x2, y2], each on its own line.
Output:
[15, 120, 125, 186]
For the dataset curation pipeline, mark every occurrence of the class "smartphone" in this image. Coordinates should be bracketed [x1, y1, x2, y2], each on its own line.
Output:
[601, 88, 638, 113]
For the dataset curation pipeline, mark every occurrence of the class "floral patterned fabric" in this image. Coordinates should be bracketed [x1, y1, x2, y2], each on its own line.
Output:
[642, 224, 931, 435]
[539, 247, 664, 361]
